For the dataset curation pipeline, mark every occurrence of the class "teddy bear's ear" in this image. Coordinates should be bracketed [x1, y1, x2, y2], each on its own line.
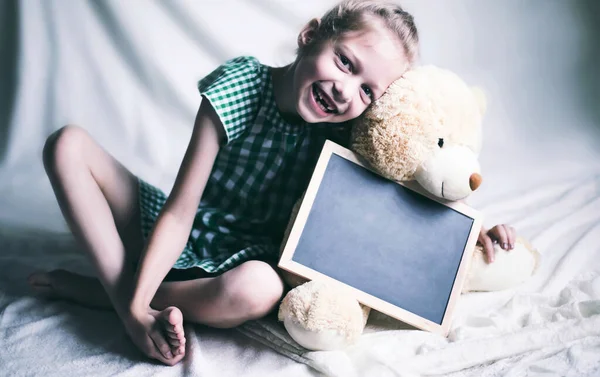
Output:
[471, 86, 487, 116]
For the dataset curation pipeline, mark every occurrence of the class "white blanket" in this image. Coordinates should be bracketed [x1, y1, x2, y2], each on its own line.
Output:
[1, 0, 599, 376]
[0, 225, 319, 377]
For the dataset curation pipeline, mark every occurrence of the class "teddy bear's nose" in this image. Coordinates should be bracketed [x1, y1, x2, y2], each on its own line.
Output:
[469, 173, 482, 191]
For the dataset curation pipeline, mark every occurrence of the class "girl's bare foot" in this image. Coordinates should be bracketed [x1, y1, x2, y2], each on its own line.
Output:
[28, 269, 111, 308]
[158, 307, 186, 356]
[28, 270, 186, 357]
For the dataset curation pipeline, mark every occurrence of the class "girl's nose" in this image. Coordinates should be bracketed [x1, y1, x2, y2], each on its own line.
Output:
[332, 81, 352, 104]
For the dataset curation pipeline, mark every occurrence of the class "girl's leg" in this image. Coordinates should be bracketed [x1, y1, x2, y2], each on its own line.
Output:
[154, 260, 285, 327]
[34, 260, 285, 328]
[28, 125, 185, 359]
[36, 126, 142, 297]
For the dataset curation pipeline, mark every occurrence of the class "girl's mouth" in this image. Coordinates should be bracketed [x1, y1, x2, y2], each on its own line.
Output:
[312, 84, 339, 114]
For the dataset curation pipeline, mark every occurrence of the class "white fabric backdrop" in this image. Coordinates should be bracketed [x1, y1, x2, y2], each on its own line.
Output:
[0, 1, 599, 376]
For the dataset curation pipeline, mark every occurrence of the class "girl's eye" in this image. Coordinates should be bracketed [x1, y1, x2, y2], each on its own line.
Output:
[338, 53, 352, 71]
[438, 138, 444, 148]
[362, 85, 373, 100]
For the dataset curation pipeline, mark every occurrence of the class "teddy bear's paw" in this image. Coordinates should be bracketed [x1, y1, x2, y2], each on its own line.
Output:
[462, 237, 540, 293]
[278, 280, 366, 351]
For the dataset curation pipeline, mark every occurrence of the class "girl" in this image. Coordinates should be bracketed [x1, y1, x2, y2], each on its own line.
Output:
[28, 0, 514, 367]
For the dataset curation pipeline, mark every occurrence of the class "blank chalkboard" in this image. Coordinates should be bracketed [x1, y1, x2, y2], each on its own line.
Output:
[279, 140, 482, 335]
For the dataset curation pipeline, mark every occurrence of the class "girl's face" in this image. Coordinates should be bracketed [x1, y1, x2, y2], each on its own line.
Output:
[292, 21, 408, 124]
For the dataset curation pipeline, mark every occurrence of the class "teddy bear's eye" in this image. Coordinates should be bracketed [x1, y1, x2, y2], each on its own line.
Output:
[438, 138, 444, 148]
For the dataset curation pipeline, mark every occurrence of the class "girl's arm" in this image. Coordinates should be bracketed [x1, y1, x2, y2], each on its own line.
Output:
[129, 98, 224, 313]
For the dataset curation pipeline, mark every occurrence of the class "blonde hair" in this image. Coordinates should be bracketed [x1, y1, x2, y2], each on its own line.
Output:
[299, 0, 419, 66]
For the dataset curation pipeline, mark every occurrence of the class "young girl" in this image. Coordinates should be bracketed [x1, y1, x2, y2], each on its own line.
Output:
[28, 0, 515, 366]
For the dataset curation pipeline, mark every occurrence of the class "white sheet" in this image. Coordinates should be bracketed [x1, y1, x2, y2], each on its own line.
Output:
[1, 0, 599, 376]
[0, 226, 320, 377]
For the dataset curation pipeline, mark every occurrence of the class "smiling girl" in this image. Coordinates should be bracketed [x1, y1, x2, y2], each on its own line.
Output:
[29, 0, 421, 366]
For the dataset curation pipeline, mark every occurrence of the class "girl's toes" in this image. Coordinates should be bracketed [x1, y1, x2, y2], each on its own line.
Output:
[163, 307, 184, 329]
[170, 337, 186, 347]
[158, 307, 185, 350]
[28, 272, 53, 287]
[27, 272, 60, 297]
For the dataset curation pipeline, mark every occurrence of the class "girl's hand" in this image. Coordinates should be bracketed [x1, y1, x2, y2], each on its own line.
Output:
[477, 224, 517, 263]
[122, 308, 185, 366]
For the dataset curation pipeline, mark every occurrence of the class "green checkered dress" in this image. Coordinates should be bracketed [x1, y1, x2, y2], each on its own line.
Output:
[138, 56, 350, 274]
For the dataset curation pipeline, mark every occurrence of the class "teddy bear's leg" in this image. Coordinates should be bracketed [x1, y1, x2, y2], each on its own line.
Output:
[462, 237, 540, 292]
[278, 281, 369, 351]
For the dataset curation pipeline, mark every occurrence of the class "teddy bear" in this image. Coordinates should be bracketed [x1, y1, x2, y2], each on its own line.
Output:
[276, 65, 540, 352]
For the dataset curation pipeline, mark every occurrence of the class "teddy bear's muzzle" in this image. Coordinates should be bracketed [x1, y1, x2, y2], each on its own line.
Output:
[414, 146, 482, 201]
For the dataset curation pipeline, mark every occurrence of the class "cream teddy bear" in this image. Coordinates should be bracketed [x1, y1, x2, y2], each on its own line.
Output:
[277, 65, 540, 351]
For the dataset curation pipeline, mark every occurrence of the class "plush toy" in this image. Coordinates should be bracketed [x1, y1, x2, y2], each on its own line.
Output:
[277, 65, 540, 351]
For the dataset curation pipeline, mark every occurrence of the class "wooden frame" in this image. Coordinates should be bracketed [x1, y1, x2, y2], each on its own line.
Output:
[278, 140, 483, 336]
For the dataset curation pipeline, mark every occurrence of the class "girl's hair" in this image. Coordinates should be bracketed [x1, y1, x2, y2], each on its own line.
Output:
[299, 0, 419, 66]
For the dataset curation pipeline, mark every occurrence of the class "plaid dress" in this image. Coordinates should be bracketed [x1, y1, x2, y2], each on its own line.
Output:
[138, 56, 349, 274]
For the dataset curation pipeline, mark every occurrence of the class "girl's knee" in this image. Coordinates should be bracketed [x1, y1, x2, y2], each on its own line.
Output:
[43, 125, 88, 172]
[226, 261, 284, 319]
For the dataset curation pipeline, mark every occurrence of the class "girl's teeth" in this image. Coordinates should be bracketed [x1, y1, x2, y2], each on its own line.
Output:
[313, 86, 335, 113]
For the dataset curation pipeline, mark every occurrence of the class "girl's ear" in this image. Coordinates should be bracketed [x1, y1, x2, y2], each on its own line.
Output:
[298, 18, 321, 48]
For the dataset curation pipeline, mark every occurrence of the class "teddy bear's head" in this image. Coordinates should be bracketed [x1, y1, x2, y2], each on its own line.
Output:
[350, 65, 487, 201]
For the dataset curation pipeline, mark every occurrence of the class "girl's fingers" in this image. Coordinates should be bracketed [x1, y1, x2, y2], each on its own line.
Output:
[507, 226, 516, 249]
[490, 225, 509, 250]
[150, 330, 173, 360]
[479, 233, 495, 263]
